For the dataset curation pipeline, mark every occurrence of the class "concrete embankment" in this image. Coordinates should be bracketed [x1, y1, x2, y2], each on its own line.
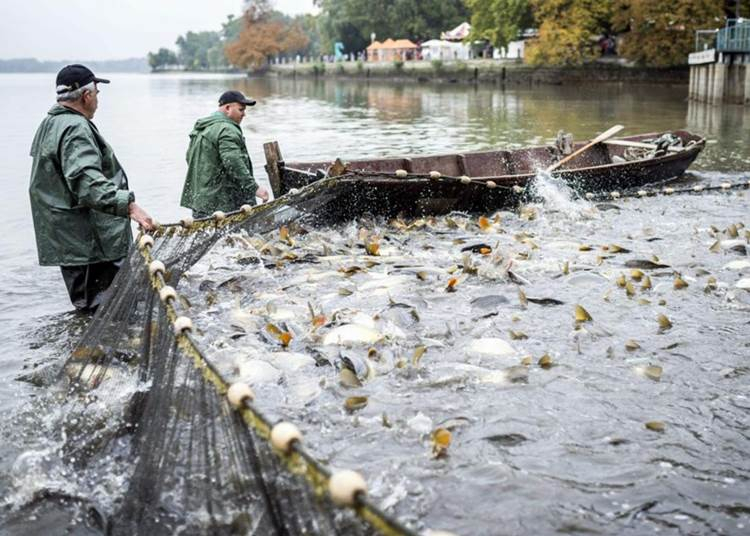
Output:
[268, 59, 688, 86]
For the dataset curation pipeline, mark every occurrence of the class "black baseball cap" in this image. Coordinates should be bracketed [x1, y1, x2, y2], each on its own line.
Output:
[218, 90, 256, 107]
[56, 64, 110, 94]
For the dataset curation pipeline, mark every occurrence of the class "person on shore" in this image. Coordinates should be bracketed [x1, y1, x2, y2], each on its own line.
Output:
[180, 90, 269, 218]
[29, 64, 155, 313]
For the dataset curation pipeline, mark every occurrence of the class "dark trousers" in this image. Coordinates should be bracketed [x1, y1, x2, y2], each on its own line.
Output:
[60, 259, 123, 313]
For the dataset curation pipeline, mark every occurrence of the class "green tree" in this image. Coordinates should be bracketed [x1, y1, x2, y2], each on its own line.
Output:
[147, 48, 179, 71]
[465, 0, 534, 50]
[175, 31, 223, 70]
[525, 0, 613, 65]
[317, 0, 468, 54]
[613, 0, 725, 66]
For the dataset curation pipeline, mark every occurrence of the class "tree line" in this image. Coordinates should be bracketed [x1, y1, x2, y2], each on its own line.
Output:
[148, 0, 749, 71]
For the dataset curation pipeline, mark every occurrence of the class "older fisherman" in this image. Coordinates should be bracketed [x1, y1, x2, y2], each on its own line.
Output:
[29, 64, 154, 312]
[180, 90, 269, 218]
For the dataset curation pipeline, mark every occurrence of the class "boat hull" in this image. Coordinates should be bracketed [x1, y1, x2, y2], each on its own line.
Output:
[264, 131, 705, 218]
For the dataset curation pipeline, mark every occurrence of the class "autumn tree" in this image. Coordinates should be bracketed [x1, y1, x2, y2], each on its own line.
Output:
[225, 1, 310, 69]
[465, 0, 534, 51]
[613, 0, 725, 66]
[525, 0, 613, 65]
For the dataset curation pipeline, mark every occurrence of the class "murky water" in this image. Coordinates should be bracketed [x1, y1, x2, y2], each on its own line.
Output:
[0, 73, 748, 534]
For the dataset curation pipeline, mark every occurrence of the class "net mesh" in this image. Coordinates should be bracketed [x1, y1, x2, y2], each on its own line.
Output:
[58, 176, 423, 535]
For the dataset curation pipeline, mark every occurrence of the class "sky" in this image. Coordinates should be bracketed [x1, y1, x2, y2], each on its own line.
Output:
[0, 0, 317, 61]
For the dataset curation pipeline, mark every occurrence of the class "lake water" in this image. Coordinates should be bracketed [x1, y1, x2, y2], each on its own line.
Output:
[0, 73, 749, 534]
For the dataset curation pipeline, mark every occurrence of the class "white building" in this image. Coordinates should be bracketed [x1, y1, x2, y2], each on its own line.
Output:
[421, 39, 471, 61]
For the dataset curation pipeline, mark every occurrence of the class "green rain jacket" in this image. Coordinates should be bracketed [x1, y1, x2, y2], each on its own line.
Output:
[29, 105, 133, 266]
[180, 112, 258, 214]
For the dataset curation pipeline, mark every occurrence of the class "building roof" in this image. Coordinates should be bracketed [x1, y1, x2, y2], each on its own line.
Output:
[367, 38, 418, 50]
[441, 22, 471, 41]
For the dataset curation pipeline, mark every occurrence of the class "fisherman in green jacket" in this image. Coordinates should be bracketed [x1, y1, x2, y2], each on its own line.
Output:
[29, 64, 154, 312]
[181, 90, 269, 218]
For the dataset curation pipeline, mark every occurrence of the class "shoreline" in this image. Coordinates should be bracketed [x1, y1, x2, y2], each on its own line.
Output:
[267, 58, 689, 86]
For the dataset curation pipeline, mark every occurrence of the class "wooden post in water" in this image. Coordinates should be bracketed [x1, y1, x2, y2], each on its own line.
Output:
[264, 141, 283, 198]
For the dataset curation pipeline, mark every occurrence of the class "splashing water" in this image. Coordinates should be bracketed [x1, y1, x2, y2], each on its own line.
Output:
[529, 169, 597, 219]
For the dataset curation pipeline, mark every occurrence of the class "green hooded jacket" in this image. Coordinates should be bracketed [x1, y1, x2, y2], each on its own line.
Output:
[180, 111, 258, 214]
[29, 105, 133, 266]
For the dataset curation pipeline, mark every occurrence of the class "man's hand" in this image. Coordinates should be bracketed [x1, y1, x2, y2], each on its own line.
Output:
[128, 202, 155, 231]
[256, 186, 270, 203]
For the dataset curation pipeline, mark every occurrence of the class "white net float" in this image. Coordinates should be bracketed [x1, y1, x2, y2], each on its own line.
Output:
[429, 171, 441, 179]
[227, 382, 255, 408]
[180, 217, 194, 228]
[159, 285, 177, 304]
[212, 211, 226, 221]
[459, 176, 471, 184]
[395, 169, 408, 178]
[329, 469, 367, 506]
[148, 260, 166, 277]
[486, 181, 497, 189]
[270, 421, 303, 453]
[610, 191, 621, 199]
[173, 316, 193, 336]
[138, 235, 154, 249]
[240, 204, 253, 214]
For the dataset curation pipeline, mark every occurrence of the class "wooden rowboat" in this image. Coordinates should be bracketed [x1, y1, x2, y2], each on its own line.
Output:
[262, 130, 705, 219]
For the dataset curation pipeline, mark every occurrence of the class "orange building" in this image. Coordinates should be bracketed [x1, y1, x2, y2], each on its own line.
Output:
[366, 39, 419, 62]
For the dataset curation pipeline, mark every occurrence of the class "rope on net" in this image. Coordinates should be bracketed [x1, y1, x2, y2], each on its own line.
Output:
[136, 233, 417, 536]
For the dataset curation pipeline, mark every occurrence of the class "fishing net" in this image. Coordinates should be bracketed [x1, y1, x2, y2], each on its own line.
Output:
[56, 176, 429, 536]
[42, 172, 750, 535]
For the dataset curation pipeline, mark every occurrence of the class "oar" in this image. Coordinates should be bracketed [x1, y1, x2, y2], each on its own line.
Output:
[546, 124, 625, 173]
